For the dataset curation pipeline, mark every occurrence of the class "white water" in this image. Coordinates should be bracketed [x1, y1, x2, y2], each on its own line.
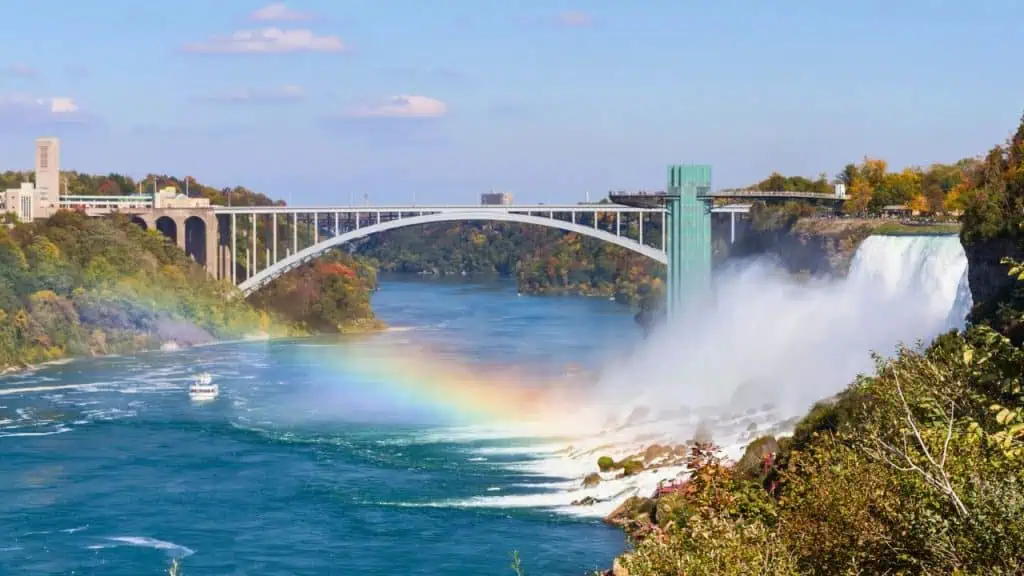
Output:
[463, 234, 972, 518]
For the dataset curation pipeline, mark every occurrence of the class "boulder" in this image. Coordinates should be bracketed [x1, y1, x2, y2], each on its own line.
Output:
[612, 555, 631, 576]
[643, 444, 671, 463]
[582, 472, 602, 488]
[620, 460, 644, 477]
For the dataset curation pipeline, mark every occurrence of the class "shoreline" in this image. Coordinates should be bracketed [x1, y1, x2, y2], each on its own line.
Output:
[0, 321, 392, 380]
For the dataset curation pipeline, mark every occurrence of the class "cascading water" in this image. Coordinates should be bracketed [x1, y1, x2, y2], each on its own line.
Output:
[846, 234, 971, 332]
[476, 234, 976, 518]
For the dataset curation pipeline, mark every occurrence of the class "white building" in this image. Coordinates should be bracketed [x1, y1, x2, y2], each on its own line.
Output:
[154, 186, 210, 208]
[2, 182, 35, 222]
[2, 137, 61, 221]
[34, 137, 60, 215]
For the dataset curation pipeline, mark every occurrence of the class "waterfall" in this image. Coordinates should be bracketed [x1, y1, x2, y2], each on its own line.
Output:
[846, 234, 971, 331]
[591, 233, 975, 422]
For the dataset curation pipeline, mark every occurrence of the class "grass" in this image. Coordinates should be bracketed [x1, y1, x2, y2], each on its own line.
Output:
[870, 221, 962, 235]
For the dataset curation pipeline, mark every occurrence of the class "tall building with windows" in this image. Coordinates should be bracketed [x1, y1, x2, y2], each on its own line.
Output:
[34, 137, 60, 217]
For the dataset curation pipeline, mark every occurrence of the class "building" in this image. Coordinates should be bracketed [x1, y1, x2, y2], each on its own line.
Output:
[480, 191, 513, 205]
[34, 137, 60, 216]
[154, 186, 210, 208]
[2, 182, 35, 222]
[1, 137, 61, 221]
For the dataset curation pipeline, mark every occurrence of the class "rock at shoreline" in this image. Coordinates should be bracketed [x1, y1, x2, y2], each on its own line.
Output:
[571, 495, 601, 506]
[612, 555, 631, 576]
[582, 472, 602, 488]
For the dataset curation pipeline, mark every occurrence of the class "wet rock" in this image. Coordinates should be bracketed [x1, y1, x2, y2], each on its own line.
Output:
[604, 496, 655, 529]
[571, 496, 601, 506]
[642, 444, 671, 463]
[582, 472, 602, 488]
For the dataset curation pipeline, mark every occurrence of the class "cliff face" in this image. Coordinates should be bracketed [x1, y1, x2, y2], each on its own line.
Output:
[725, 227, 865, 277]
[962, 236, 1024, 343]
[720, 218, 878, 278]
[963, 237, 1023, 308]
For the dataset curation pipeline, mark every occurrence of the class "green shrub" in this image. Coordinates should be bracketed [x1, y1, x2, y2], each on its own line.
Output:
[621, 460, 645, 476]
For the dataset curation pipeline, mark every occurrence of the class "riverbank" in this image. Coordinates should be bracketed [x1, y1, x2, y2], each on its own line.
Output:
[0, 212, 380, 375]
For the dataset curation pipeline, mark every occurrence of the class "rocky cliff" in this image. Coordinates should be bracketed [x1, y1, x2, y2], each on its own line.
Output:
[962, 235, 1024, 344]
[963, 237, 1023, 309]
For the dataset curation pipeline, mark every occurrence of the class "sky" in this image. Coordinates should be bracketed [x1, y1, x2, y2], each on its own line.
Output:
[0, 0, 1022, 205]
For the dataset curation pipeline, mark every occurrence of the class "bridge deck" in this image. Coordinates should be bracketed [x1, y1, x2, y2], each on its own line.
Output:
[212, 204, 662, 214]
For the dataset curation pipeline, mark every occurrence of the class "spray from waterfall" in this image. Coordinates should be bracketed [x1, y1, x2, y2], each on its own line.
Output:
[573, 234, 971, 439]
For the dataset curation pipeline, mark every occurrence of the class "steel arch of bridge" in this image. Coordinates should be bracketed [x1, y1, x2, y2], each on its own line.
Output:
[236, 210, 668, 296]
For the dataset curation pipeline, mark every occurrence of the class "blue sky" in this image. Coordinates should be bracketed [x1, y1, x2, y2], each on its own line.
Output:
[0, 0, 1022, 205]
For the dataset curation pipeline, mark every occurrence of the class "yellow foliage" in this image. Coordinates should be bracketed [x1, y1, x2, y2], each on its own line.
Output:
[861, 157, 888, 187]
[944, 181, 970, 213]
[29, 290, 60, 303]
[909, 192, 928, 213]
[845, 176, 874, 214]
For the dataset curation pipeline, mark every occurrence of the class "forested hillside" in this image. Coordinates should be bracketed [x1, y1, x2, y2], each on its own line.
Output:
[0, 212, 279, 370]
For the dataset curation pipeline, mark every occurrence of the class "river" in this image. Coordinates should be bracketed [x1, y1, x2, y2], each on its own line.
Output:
[0, 276, 641, 575]
[0, 235, 974, 575]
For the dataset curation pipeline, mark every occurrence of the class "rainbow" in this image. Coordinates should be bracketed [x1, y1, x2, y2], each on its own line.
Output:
[297, 342, 589, 429]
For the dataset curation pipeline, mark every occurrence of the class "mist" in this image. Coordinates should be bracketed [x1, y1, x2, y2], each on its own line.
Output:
[575, 235, 971, 437]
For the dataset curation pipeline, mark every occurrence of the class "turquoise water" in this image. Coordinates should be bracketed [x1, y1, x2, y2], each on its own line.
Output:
[0, 277, 642, 575]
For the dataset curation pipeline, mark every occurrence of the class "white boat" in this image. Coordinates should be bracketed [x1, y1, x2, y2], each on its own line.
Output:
[189, 372, 218, 401]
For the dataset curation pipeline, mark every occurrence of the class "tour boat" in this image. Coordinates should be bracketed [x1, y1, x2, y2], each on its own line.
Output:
[188, 372, 218, 401]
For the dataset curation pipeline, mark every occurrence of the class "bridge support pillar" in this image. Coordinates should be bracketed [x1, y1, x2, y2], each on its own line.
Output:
[666, 164, 712, 319]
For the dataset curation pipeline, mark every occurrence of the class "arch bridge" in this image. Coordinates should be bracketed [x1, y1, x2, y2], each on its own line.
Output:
[134, 165, 736, 317]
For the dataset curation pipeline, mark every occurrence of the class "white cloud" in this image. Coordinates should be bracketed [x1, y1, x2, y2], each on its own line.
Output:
[250, 3, 312, 22]
[557, 11, 593, 27]
[182, 28, 344, 54]
[203, 84, 304, 103]
[0, 94, 91, 126]
[345, 95, 448, 119]
[48, 97, 80, 113]
[0, 94, 80, 114]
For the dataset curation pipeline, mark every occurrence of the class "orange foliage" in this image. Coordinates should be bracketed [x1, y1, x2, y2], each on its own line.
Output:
[315, 262, 357, 279]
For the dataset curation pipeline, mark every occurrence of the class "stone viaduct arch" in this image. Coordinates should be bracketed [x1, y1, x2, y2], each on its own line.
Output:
[134, 208, 218, 272]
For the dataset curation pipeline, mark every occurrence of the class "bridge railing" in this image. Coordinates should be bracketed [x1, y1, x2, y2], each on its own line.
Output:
[212, 204, 664, 214]
[709, 189, 842, 200]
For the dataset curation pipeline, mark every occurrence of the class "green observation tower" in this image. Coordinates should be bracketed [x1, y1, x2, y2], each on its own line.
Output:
[665, 164, 713, 318]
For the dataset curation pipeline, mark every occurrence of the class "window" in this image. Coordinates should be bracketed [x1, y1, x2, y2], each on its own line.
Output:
[38, 145, 49, 169]
[21, 195, 32, 221]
